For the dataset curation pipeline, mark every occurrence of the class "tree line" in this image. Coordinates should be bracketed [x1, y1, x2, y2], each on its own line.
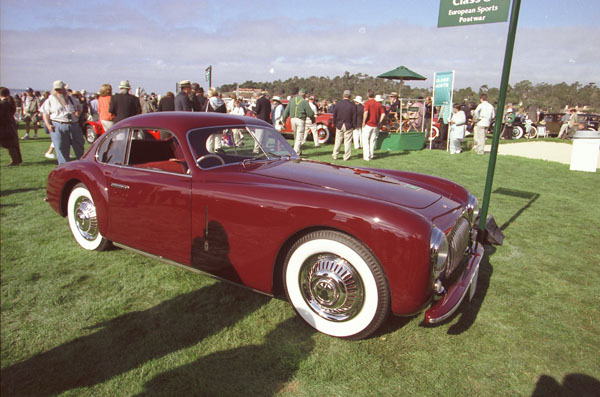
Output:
[219, 72, 599, 112]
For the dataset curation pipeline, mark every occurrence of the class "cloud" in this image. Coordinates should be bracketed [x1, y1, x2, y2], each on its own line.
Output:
[1, 1, 598, 93]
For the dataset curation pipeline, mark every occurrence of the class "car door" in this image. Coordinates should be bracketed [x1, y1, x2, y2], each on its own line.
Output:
[106, 129, 191, 265]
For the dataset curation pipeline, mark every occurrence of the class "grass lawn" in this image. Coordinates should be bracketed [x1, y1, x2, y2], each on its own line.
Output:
[1, 127, 599, 396]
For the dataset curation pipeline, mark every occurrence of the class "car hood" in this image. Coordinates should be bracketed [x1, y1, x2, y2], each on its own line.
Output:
[247, 159, 442, 209]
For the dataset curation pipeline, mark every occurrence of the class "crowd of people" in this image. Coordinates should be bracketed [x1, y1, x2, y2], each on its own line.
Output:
[2, 79, 590, 167]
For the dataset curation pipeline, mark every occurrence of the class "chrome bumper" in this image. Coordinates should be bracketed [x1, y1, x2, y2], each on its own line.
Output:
[424, 241, 483, 324]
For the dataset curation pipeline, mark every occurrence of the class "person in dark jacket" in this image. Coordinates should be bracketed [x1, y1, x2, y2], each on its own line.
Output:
[254, 91, 272, 124]
[191, 83, 205, 112]
[175, 80, 193, 111]
[108, 80, 141, 123]
[0, 87, 23, 166]
[332, 90, 356, 161]
[157, 92, 175, 111]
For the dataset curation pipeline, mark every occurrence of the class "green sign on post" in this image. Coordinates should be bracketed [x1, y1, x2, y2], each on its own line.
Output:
[433, 71, 454, 122]
[438, 0, 510, 28]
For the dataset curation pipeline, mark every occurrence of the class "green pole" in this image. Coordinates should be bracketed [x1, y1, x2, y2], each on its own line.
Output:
[478, 0, 521, 233]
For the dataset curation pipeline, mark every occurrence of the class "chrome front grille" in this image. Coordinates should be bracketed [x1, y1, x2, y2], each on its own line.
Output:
[447, 216, 471, 275]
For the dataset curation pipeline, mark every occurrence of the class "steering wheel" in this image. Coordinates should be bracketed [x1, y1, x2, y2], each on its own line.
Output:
[196, 154, 225, 167]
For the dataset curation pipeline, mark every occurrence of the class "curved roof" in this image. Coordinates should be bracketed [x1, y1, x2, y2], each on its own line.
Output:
[110, 112, 272, 135]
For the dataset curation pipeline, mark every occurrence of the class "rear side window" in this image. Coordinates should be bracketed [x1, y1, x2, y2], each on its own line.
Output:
[97, 129, 128, 165]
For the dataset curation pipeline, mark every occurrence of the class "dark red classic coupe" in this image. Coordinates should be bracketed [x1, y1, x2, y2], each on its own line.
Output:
[46, 112, 483, 340]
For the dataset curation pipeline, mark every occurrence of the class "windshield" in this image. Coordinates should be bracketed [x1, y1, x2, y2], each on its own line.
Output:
[188, 125, 296, 168]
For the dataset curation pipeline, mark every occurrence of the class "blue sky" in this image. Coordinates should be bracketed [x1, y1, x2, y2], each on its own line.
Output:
[1, 0, 599, 94]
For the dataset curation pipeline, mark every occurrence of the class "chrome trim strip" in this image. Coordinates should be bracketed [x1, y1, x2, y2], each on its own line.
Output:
[112, 242, 274, 298]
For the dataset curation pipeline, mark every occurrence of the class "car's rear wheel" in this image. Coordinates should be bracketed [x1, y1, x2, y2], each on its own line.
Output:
[67, 184, 110, 251]
[284, 230, 389, 340]
[512, 125, 524, 139]
[85, 125, 97, 143]
[525, 125, 537, 139]
[430, 125, 440, 140]
[315, 123, 330, 144]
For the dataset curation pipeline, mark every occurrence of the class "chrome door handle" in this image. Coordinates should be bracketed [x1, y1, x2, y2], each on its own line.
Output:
[110, 183, 130, 190]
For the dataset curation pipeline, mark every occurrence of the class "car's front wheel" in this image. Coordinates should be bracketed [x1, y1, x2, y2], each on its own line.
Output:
[85, 125, 97, 143]
[67, 184, 110, 251]
[284, 230, 390, 340]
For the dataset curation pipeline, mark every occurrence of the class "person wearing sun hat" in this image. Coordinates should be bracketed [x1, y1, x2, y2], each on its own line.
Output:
[108, 80, 141, 123]
[388, 92, 400, 115]
[40, 80, 85, 164]
[271, 96, 284, 130]
[175, 80, 193, 111]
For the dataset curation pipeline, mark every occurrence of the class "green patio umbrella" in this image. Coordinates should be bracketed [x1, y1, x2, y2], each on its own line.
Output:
[377, 65, 427, 81]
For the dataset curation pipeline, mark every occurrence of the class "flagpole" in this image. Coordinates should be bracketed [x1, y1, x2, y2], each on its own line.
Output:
[478, 0, 521, 234]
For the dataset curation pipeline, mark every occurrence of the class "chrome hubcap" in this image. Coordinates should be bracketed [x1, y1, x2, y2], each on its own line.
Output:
[300, 255, 364, 322]
[73, 197, 98, 241]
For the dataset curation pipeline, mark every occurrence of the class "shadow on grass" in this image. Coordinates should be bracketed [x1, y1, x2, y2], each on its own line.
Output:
[0, 187, 45, 197]
[374, 150, 411, 159]
[136, 316, 315, 396]
[493, 187, 540, 231]
[0, 283, 269, 396]
[446, 245, 495, 335]
[532, 373, 600, 397]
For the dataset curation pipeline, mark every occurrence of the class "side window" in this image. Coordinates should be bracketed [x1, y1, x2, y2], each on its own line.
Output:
[97, 129, 128, 165]
[128, 129, 188, 174]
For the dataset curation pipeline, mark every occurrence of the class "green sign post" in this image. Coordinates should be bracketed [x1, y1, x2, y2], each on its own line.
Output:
[438, 0, 510, 28]
[437, 0, 520, 237]
[205, 65, 212, 88]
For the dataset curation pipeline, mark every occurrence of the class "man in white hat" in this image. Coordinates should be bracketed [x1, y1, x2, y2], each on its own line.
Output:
[40, 80, 85, 164]
[271, 96, 284, 130]
[175, 80, 193, 111]
[108, 80, 141, 123]
[353, 95, 364, 149]
[304, 95, 320, 147]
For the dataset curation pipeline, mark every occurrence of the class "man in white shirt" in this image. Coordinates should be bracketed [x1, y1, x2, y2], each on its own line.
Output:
[304, 96, 320, 147]
[41, 80, 85, 164]
[472, 93, 495, 155]
[271, 96, 284, 130]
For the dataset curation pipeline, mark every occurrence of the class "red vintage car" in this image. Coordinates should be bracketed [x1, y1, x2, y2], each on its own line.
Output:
[280, 112, 336, 144]
[46, 112, 483, 340]
[84, 120, 161, 143]
[83, 120, 105, 143]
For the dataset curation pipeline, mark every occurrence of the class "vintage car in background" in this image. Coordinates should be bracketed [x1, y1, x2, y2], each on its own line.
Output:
[83, 120, 105, 143]
[280, 112, 336, 144]
[542, 112, 599, 136]
[46, 112, 483, 340]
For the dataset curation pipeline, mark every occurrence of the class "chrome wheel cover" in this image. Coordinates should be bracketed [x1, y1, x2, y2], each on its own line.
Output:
[73, 197, 98, 241]
[86, 126, 96, 143]
[300, 255, 364, 322]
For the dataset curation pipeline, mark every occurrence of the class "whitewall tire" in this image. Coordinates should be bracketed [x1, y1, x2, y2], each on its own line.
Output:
[284, 231, 389, 340]
[315, 123, 330, 144]
[67, 184, 109, 251]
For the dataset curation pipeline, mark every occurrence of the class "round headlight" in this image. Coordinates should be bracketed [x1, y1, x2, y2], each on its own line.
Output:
[467, 194, 480, 224]
[430, 227, 449, 279]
